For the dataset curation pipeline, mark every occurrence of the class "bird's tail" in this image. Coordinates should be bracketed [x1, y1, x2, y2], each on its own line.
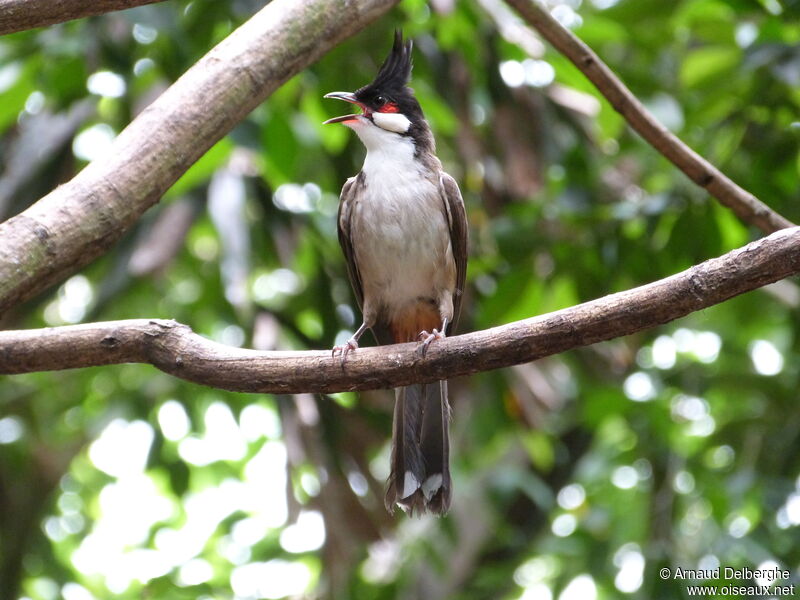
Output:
[385, 381, 451, 515]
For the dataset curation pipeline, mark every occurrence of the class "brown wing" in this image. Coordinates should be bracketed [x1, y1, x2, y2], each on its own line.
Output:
[438, 172, 468, 334]
[338, 174, 395, 346]
[337, 175, 364, 310]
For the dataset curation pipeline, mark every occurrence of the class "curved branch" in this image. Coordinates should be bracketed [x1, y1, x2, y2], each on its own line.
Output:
[3, 227, 799, 392]
[0, 0, 167, 35]
[0, 0, 397, 316]
[505, 0, 794, 235]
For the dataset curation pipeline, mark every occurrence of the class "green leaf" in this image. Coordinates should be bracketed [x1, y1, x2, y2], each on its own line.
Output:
[680, 46, 741, 88]
[164, 136, 234, 199]
[0, 60, 36, 131]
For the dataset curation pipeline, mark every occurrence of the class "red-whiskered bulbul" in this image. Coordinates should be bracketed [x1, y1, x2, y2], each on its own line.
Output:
[324, 31, 468, 515]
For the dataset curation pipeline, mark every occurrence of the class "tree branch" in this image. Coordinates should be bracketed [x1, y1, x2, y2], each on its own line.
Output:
[0, 0, 167, 35]
[504, 0, 794, 235]
[0, 0, 397, 317]
[3, 227, 799, 392]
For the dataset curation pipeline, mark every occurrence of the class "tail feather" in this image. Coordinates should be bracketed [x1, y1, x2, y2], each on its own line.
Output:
[385, 381, 451, 515]
[420, 380, 451, 513]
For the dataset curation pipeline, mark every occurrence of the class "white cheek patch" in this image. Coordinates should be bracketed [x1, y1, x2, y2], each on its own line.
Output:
[372, 111, 412, 134]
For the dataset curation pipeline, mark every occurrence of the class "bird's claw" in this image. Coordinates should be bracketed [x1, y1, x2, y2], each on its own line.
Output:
[332, 338, 359, 366]
[417, 328, 444, 357]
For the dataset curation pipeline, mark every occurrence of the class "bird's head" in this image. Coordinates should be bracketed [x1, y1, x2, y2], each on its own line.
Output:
[324, 31, 432, 153]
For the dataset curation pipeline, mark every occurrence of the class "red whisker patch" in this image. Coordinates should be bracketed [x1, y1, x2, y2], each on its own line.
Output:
[378, 102, 400, 113]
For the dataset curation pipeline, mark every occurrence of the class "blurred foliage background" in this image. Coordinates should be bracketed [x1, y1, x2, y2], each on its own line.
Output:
[1, 0, 800, 598]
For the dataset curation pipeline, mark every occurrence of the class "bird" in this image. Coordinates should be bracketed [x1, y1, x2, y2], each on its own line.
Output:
[323, 31, 468, 515]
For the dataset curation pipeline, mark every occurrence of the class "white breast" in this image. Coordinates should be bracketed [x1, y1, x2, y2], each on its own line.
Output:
[349, 132, 454, 319]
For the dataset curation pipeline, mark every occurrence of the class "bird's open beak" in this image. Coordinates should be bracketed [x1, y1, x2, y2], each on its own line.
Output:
[323, 92, 369, 124]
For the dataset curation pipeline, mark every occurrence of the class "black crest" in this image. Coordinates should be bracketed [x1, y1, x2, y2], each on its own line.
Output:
[365, 30, 413, 95]
[354, 30, 434, 154]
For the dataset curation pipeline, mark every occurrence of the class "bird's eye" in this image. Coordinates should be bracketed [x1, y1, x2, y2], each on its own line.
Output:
[375, 95, 387, 107]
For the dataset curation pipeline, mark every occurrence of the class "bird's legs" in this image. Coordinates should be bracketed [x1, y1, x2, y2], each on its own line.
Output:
[332, 321, 369, 365]
[418, 317, 448, 357]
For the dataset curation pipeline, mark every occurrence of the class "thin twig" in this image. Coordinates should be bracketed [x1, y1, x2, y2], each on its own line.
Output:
[2, 227, 799, 392]
[0, 0, 167, 35]
[504, 0, 794, 234]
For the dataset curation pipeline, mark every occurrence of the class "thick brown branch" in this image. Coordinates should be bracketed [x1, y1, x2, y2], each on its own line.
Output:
[0, 0, 167, 35]
[504, 0, 794, 234]
[3, 227, 799, 392]
[0, 0, 397, 317]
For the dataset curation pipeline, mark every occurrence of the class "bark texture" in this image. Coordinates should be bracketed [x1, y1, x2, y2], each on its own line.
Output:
[0, 0, 167, 35]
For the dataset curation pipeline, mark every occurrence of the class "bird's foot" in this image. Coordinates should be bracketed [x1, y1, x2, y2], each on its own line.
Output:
[332, 338, 359, 366]
[417, 328, 444, 357]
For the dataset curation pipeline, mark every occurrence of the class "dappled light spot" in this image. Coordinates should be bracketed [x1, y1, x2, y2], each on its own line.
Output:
[652, 335, 677, 369]
[671, 394, 716, 437]
[157, 400, 190, 441]
[699, 554, 720, 571]
[515, 558, 550, 586]
[726, 514, 751, 538]
[72, 123, 116, 162]
[87, 71, 126, 98]
[25, 90, 45, 114]
[0, 416, 24, 444]
[238, 403, 281, 441]
[252, 268, 303, 304]
[499, 61, 525, 88]
[776, 492, 800, 529]
[273, 183, 320, 213]
[705, 445, 735, 470]
[559, 574, 596, 600]
[279, 511, 326, 553]
[62, 582, 94, 600]
[177, 558, 213, 586]
[133, 57, 155, 76]
[230, 560, 312, 599]
[613, 544, 645, 593]
[550, 4, 582, 28]
[132, 23, 157, 44]
[44, 275, 94, 325]
[347, 470, 369, 496]
[499, 59, 555, 89]
[361, 540, 401, 584]
[89, 420, 153, 478]
[71, 474, 174, 590]
[623, 372, 656, 402]
[520, 583, 553, 600]
[556, 483, 585, 510]
[673, 470, 695, 494]
[551, 514, 577, 537]
[611, 466, 638, 489]
[178, 402, 246, 466]
[755, 560, 784, 587]
[750, 339, 784, 375]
